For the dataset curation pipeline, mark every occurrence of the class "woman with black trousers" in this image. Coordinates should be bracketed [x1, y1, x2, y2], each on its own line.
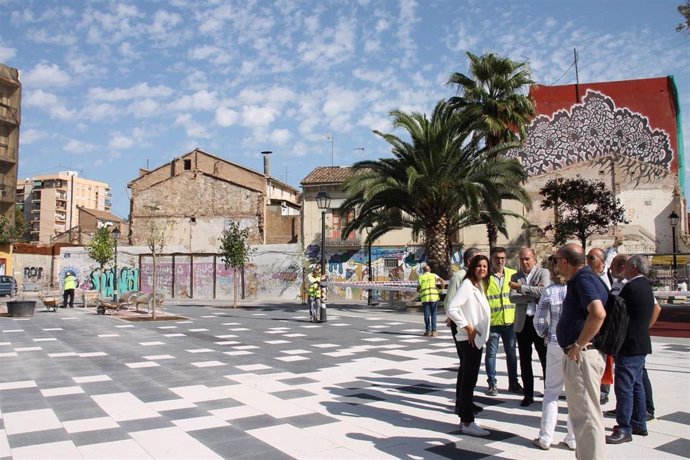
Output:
[446, 255, 491, 437]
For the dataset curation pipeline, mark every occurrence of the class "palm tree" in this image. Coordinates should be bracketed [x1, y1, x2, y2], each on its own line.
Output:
[340, 100, 528, 279]
[448, 52, 536, 248]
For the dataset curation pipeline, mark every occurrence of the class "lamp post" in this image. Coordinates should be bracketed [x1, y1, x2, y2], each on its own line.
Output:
[365, 224, 373, 305]
[112, 226, 121, 302]
[669, 211, 679, 289]
[315, 190, 331, 275]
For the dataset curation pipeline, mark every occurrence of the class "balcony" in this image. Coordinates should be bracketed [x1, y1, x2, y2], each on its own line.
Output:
[324, 230, 362, 248]
[0, 143, 16, 163]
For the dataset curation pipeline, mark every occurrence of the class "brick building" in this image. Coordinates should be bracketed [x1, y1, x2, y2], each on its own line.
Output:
[128, 148, 300, 252]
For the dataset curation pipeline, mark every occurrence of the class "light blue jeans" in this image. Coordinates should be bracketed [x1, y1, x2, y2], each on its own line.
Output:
[484, 324, 519, 387]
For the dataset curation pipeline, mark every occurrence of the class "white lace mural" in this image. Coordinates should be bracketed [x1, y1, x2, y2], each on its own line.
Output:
[507, 90, 675, 180]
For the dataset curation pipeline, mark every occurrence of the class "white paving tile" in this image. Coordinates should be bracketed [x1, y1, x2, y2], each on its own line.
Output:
[48, 352, 77, 358]
[169, 385, 229, 402]
[63, 416, 120, 433]
[313, 343, 339, 348]
[265, 340, 291, 344]
[144, 354, 175, 360]
[73, 375, 111, 383]
[0, 380, 36, 391]
[247, 423, 338, 458]
[78, 439, 154, 459]
[214, 340, 241, 345]
[79, 352, 108, 357]
[222, 350, 253, 356]
[33, 337, 57, 342]
[276, 356, 310, 362]
[188, 328, 209, 332]
[42, 328, 63, 331]
[4, 408, 62, 435]
[283, 333, 306, 337]
[97, 334, 120, 338]
[171, 415, 230, 432]
[191, 361, 225, 368]
[187, 348, 214, 353]
[280, 349, 311, 355]
[139, 341, 165, 346]
[15, 347, 41, 352]
[92, 392, 161, 421]
[215, 384, 312, 418]
[0, 352, 17, 357]
[164, 333, 186, 337]
[129, 427, 222, 459]
[126, 361, 160, 368]
[11, 440, 82, 460]
[146, 399, 197, 412]
[235, 364, 271, 371]
[40, 386, 84, 397]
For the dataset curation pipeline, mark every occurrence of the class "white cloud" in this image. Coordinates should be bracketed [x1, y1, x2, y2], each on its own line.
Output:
[149, 9, 182, 39]
[167, 90, 219, 112]
[174, 113, 210, 138]
[24, 90, 75, 119]
[298, 16, 356, 66]
[81, 103, 118, 121]
[20, 129, 46, 144]
[22, 63, 71, 87]
[64, 139, 96, 153]
[109, 133, 135, 150]
[119, 41, 142, 60]
[0, 45, 16, 62]
[270, 129, 291, 145]
[215, 107, 239, 127]
[322, 89, 359, 118]
[128, 98, 159, 117]
[89, 83, 173, 101]
[241, 105, 277, 128]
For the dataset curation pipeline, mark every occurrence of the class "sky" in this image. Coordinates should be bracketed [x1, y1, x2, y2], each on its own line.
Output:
[1, 0, 689, 219]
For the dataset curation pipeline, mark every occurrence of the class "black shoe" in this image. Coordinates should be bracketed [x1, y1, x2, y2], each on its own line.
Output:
[633, 428, 648, 436]
[600, 394, 609, 405]
[646, 412, 655, 422]
[604, 409, 616, 417]
[606, 429, 632, 444]
[520, 397, 534, 407]
[508, 383, 524, 394]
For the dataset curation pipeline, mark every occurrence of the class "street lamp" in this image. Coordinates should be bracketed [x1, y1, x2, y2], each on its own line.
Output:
[112, 225, 121, 302]
[669, 211, 679, 289]
[316, 190, 331, 274]
[364, 223, 373, 305]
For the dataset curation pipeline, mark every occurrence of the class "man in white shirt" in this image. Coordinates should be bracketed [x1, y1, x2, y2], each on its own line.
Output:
[587, 248, 611, 290]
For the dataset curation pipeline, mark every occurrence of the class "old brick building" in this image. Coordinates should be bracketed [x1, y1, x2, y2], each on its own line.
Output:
[128, 148, 300, 252]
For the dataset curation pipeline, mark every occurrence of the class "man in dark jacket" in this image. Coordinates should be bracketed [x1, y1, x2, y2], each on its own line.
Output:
[606, 255, 660, 444]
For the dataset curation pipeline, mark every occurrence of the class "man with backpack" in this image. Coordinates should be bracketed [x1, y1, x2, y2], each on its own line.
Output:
[606, 255, 661, 444]
[555, 243, 608, 460]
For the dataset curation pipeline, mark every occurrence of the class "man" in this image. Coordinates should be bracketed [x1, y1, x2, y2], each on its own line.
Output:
[418, 265, 442, 336]
[606, 255, 661, 444]
[600, 253, 630, 404]
[62, 271, 78, 308]
[588, 247, 611, 290]
[556, 243, 608, 460]
[484, 247, 521, 397]
[307, 267, 323, 322]
[510, 248, 550, 406]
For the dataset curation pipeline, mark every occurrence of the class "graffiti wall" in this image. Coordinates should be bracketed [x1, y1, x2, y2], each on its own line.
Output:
[13, 253, 53, 291]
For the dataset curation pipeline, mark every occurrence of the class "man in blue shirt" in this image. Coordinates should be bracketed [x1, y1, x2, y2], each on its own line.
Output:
[555, 243, 608, 460]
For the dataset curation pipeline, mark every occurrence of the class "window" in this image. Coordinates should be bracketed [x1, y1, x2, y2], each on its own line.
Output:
[183, 159, 192, 170]
[384, 258, 398, 269]
[330, 209, 356, 240]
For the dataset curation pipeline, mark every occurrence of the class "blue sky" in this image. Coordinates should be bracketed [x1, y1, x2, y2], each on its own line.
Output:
[1, 0, 688, 218]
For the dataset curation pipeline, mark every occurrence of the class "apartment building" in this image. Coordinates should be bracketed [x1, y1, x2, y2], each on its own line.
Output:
[0, 63, 20, 224]
[18, 171, 112, 244]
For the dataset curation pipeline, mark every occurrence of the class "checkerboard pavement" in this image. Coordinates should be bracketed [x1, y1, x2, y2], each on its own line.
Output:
[1, 303, 688, 459]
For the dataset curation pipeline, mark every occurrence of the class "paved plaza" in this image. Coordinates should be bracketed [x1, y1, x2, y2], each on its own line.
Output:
[0, 302, 688, 459]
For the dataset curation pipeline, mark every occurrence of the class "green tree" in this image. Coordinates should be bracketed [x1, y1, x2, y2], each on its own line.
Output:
[87, 227, 115, 270]
[677, 1, 690, 33]
[540, 177, 629, 250]
[219, 221, 255, 308]
[341, 100, 528, 279]
[447, 52, 536, 248]
[0, 207, 29, 243]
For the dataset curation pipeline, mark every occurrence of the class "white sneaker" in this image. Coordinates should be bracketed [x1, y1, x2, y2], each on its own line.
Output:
[532, 438, 550, 450]
[461, 422, 490, 437]
[561, 440, 576, 451]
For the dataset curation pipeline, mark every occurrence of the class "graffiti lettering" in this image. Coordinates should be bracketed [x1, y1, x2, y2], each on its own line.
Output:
[90, 267, 140, 297]
[23, 266, 43, 280]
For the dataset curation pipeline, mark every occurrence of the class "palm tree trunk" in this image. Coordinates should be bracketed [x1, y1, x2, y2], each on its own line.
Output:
[487, 221, 498, 251]
[426, 217, 451, 279]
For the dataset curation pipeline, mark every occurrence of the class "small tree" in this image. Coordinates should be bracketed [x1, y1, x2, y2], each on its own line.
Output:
[145, 219, 168, 319]
[540, 177, 629, 250]
[87, 227, 115, 295]
[219, 221, 255, 308]
[0, 207, 29, 244]
[677, 1, 690, 34]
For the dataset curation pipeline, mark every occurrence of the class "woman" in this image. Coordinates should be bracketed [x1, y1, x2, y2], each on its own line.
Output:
[446, 255, 491, 437]
[532, 256, 576, 451]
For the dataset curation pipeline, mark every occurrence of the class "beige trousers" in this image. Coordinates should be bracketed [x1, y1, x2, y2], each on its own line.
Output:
[563, 349, 606, 460]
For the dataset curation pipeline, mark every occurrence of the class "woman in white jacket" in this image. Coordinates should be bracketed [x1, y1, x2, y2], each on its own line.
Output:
[446, 254, 491, 437]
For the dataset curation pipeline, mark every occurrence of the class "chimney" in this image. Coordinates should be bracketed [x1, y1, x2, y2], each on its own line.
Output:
[261, 151, 272, 177]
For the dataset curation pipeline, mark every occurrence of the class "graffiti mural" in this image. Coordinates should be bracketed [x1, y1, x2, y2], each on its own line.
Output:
[89, 267, 140, 298]
[507, 90, 674, 179]
[23, 266, 44, 280]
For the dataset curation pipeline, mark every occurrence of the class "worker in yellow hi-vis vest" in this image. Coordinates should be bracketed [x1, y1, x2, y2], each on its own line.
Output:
[307, 267, 324, 322]
[417, 265, 442, 336]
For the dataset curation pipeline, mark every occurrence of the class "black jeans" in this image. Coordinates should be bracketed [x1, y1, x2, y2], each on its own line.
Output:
[516, 315, 547, 399]
[63, 289, 75, 308]
[458, 340, 483, 424]
[451, 323, 463, 414]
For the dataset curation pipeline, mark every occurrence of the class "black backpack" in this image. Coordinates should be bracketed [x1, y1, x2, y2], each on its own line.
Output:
[593, 293, 630, 355]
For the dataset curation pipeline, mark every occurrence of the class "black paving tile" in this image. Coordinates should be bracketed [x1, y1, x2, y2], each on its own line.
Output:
[7, 428, 70, 448]
[281, 412, 339, 428]
[270, 389, 315, 400]
[70, 428, 130, 447]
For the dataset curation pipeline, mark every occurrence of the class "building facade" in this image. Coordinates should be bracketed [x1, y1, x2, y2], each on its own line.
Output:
[0, 63, 20, 224]
[17, 172, 112, 244]
[459, 76, 687, 259]
[128, 148, 301, 252]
